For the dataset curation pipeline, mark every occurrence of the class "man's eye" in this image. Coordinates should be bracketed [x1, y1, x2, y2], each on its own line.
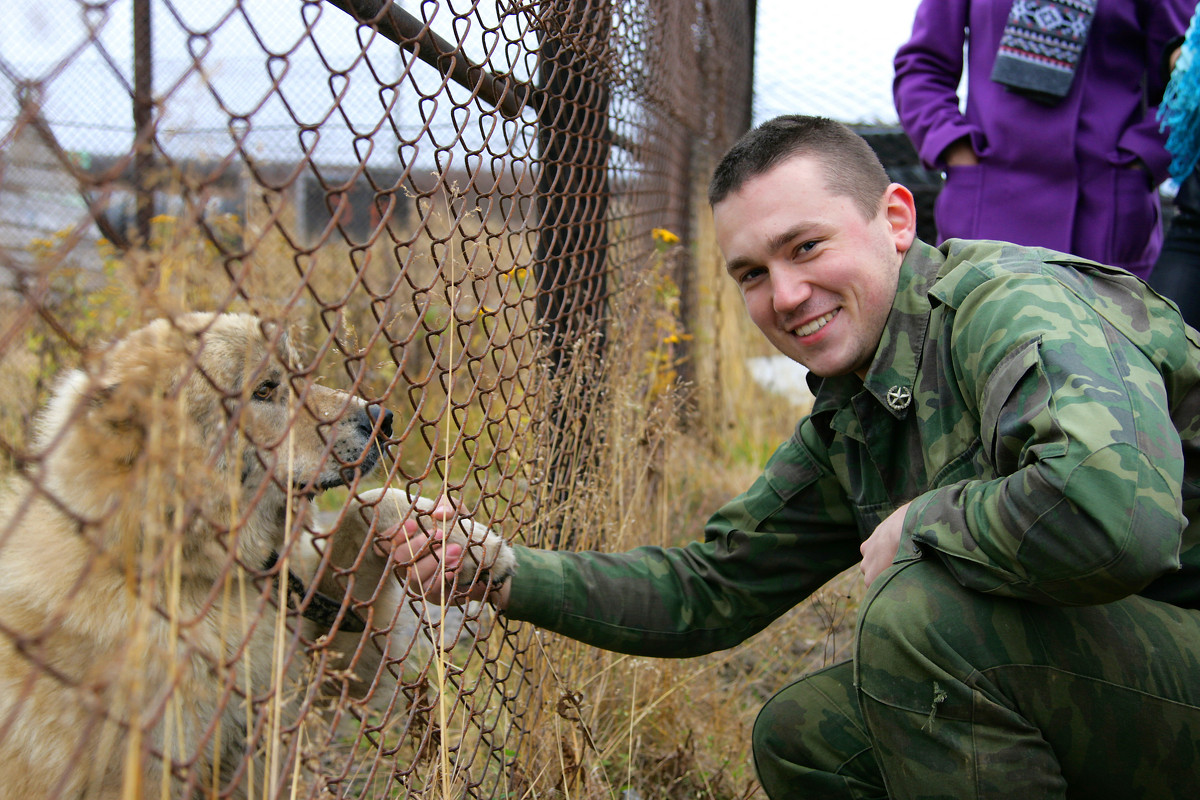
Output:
[252, 381, 278, 401]
[795, 241, 817, 256]
[738, 267, 767, 284]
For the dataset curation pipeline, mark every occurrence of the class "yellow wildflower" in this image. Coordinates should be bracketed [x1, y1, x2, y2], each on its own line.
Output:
[651, 227, 680, 245]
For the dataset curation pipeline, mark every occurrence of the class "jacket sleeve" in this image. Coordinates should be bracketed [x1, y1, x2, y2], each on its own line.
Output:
[1117, 0, 1193, 182]
[503, 428, 862, 657]
[902, 272, 1186, 605]
[893, 0, 977, 170]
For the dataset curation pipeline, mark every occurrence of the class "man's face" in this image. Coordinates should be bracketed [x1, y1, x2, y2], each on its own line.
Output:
[713, 155, 915, 379]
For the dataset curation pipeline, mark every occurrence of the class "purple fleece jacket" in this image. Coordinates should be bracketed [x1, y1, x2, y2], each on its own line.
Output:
[894, 0, 1191, 277]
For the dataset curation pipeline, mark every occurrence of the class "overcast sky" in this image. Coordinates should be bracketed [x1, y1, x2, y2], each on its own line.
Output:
[754, 0, 925, 125]
[3, 0, 930, 161]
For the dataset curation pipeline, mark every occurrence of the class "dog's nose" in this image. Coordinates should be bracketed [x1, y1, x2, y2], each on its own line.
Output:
[367, 404, 393, 439]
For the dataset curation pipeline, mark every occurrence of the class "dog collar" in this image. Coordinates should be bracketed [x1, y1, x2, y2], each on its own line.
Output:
[262, 552, 366, 634]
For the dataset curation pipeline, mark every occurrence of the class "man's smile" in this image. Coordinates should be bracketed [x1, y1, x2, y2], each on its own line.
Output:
[792, 309, 839, 338]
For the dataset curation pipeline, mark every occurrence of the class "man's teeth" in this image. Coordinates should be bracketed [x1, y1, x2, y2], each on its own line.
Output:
[796, 310, 836, 337]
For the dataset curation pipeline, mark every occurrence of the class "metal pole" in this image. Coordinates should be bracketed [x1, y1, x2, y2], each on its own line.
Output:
[535, 0, 612, 527]
[132, 0, 154, 244]
[323, 0, 532, 119]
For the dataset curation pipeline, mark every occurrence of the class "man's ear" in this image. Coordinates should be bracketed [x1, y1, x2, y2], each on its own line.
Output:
[882, 183, 918, 253]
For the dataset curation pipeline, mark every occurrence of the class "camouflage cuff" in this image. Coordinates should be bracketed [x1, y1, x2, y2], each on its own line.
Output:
[503, 544, 567, 628]
[894, 498, 927, 566]
[902, 485, 964, 564]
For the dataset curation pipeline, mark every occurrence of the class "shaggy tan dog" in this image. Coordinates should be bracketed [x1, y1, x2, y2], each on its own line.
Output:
[0, 312, 514, 799]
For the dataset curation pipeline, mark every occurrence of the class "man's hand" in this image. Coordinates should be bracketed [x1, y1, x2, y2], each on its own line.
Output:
[373, 497, 512, 608]
[860, 501, 912, 586]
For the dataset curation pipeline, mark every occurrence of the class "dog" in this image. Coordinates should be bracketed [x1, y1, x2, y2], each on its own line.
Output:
[0, 312, 515, 798]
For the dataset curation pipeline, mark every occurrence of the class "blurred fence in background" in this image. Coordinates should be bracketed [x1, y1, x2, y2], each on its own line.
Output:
[750, 0, 942, 242]
[0, 1, 758, 797]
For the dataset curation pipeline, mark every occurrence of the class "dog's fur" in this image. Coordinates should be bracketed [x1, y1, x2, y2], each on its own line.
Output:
[0, 312, 514, 798]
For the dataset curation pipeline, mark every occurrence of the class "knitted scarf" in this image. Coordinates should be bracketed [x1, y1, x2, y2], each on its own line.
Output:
[990, 0, 1097, 104]
[1160, 13, 1200, 182]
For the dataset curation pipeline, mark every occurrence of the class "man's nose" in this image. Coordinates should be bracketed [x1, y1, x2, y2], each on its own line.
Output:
[771, 266, 812, 313]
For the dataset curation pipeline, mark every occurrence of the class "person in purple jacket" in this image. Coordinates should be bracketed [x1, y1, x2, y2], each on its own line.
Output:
[894, 0, 1191, 280]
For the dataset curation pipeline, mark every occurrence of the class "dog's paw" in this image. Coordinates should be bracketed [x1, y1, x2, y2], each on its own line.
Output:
[353, 488, 515, 591]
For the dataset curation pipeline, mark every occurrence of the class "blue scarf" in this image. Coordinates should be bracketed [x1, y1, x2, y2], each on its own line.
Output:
[1160, 14, 1200, 182]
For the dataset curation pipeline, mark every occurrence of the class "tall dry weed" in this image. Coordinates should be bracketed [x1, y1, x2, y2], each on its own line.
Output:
[499, 233, 864, 799]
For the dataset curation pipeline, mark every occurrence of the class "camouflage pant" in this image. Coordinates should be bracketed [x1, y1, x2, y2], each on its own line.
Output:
[753, 559, 1200, 799]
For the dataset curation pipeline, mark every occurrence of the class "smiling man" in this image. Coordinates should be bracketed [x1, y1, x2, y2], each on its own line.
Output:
[392, 115, 1200, 798]
[713, 126, 907, 381]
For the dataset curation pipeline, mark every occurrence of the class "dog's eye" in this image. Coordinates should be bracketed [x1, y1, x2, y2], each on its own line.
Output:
[252, 381, 279, 402]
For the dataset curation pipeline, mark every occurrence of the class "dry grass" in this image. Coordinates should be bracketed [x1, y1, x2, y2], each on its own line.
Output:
[486, 241, 864, 799]
[0, 195, 862, 799]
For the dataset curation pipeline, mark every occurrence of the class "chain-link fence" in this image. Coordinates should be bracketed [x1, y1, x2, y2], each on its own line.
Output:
[752, 0, 942, 241]
[0, 1, 757, 797]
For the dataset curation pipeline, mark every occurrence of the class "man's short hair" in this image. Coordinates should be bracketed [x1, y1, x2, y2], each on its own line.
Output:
[708, 115, 891, 220]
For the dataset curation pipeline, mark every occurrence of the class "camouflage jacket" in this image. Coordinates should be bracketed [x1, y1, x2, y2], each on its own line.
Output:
[506, 239, 1200, 657]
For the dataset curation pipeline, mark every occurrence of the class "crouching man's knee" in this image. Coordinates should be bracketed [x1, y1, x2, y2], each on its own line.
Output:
[752, 661, 886, 800]
[854, 560, 1037, 797]
[854, 559, 998, 712]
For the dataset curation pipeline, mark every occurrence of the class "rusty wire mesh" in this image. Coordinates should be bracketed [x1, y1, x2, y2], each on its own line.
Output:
[0, 1, 755, 797]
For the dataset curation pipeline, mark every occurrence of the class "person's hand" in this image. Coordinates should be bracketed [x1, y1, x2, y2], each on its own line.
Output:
[860, 501, 912, 586]
[941, 137, 979, 168]
[373, 497, 508, 606]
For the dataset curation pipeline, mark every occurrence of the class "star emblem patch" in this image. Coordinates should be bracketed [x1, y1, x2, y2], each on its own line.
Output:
[886, 385, 912, 411]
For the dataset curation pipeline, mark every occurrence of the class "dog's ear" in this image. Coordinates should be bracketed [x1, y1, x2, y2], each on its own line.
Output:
[86, 379, 148, 435]
[80, 374, 161, 467]
[80, 332, 191, 463]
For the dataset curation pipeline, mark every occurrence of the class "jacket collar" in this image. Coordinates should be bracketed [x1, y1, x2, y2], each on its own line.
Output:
[807, 239, 943, 421]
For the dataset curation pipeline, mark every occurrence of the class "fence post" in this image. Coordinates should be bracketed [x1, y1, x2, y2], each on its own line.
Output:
[671, 0, 758, 420]
[132, 0, 154, 244]
[535, 0, 612, 522]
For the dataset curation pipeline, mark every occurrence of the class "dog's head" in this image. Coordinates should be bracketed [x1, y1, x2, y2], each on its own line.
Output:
[33, 313, 392, 549]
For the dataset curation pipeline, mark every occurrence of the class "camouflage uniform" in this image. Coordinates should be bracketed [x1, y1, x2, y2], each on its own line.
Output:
[506, 238, 1200, 798]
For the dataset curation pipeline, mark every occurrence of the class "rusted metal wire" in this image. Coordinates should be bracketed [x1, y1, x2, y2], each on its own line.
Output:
[0, 0, 755, 796]
[324, 0, 534, 119]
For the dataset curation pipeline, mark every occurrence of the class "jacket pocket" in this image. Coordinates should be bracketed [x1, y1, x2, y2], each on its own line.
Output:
[1109, 166, 1160, 269]
[935, 163, 984, 241]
